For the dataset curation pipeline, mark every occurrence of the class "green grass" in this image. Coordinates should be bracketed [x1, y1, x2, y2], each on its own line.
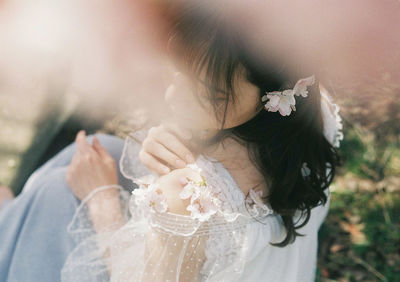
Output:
[316, 122, 400, 282]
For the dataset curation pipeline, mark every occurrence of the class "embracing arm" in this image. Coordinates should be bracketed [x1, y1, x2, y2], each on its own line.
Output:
[140, 167, 208, 281]
[66, 130, 129, 232]
[154, 167, 202, 214]
[62, 146, 250, 281]
[85, 187, 126, 233]
[65, 131, 129, 276]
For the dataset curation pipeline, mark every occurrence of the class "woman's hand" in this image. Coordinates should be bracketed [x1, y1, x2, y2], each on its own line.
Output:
[66, 130, 119, 201]
[139, 124, 196, 175]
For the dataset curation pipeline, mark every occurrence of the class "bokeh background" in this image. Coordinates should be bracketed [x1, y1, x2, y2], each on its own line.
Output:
[0, 0, 399, 281]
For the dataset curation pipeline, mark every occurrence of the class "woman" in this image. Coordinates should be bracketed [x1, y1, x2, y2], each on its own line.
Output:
[0, 3, 343, 282]
[61, 3, 343, 280]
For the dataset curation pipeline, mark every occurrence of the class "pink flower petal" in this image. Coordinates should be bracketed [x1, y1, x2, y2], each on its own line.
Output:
[293, 75, 315, 97]
[268, 95, 281, 107]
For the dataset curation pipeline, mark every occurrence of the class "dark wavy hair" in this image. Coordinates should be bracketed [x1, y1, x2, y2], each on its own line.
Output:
[167, 3, 341, 247]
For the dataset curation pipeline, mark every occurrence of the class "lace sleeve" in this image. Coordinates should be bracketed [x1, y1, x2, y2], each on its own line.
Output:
[60, 184, 132, 281]
[60, 155, 274, 281]
[60, 180, 264, 282]
[119, 129, 155, 184]
[60, 126, 282, 281]
[109, 209, 250, 281]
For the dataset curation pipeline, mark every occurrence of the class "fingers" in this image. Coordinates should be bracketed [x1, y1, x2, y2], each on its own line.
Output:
[139, 150, 171, 175]
[75, 130, 89, 152]
[142, 138, 186, 170]
[75, 130, 86, 144]
[149, 125, 195, 163]
[143, 128, 194, 171]
[139, 123, 197, 174]
[75, 130, 99, 158]
[151, 129, 194, 164]
[92, 136, 113, 160]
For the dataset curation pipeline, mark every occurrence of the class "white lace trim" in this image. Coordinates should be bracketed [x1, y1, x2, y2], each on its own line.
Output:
[62, 92, 342, 281]
[129, 158, 276, 235]
[320, 88, 344, 148]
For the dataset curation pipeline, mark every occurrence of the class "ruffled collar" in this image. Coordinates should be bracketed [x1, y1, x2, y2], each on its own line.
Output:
[195, 154, 275, 220]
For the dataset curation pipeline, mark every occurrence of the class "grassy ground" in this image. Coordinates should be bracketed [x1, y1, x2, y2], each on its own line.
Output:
[316, 82, 400, 281]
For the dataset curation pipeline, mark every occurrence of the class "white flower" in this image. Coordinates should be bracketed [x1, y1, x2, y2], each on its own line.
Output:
[261, 74, 315, 116]
[146, 190, 168, 213]
[179, 181, 197, 199]
[132, 187, 147, 203]
[132, 182, 168, 213]
[180, 175, 221, 222]
[186, 188, 221, 222]
[262, 90, 296, 116]
[180, 175, 208, 198]
[292, 75, 315, 97]
[186, 163, 202, 173]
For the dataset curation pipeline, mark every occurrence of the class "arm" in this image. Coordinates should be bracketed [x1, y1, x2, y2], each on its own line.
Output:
[62, 161, 249, 281]
[66, 131, 128, 276]
[66, 130, 126, 232]
[140, 167, 208, 281]
[86, 187, 126, 232]
[154, 167, 203, 214]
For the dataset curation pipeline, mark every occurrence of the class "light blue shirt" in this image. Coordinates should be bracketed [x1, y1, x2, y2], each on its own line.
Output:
[0, 134, 131, 282]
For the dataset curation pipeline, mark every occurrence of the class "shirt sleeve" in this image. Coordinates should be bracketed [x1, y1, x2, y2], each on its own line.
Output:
[61, 130, 278, 282]
[60, 177, 255, 282]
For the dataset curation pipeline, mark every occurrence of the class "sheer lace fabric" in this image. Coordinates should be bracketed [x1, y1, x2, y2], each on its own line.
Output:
[61, 89, 342, 281]
[320, 88, 344, 148]
[61, 152, 277, 281]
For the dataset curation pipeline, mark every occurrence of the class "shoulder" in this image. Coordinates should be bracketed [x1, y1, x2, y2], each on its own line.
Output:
[154, 166, 203, 216]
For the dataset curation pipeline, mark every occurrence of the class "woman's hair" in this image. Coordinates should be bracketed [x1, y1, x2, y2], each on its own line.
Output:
[167, 3, 341, 247]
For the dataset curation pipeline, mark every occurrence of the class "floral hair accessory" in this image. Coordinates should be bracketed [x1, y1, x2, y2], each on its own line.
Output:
[261, 75, 316, 116]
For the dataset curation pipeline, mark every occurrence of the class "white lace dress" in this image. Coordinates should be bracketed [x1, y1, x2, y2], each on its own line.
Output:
[61, 90, 343, 282]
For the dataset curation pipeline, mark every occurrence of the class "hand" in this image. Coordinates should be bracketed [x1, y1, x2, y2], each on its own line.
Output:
[66, 130, 119, 201]
[139, 123, 196, 175]
[0, 185, 14, 207]
[154, 167, 202, 215]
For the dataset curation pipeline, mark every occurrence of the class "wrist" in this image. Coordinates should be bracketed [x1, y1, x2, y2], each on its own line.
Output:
[86, 185, 122, 211]
[86, 185, 125, 231]
[88, 201, 125, 233]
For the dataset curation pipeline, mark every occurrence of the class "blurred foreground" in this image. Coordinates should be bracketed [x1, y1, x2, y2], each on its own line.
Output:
[0, 0, 399, 281]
